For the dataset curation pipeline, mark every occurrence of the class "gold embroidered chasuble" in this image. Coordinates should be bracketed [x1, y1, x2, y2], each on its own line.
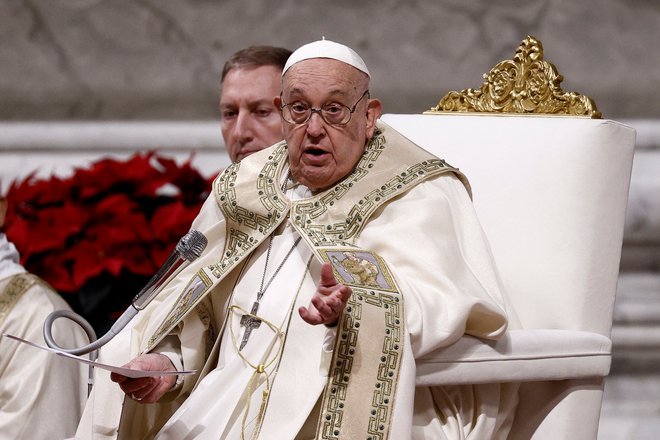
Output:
[131, 121, 468, 439]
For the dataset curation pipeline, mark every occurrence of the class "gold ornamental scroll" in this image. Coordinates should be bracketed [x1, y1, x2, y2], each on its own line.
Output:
[426, 35, 601, 118]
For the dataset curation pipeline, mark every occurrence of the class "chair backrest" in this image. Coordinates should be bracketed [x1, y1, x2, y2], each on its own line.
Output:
[382, 35, 636, 439]
[380, 113, 635, 439]
[381, 114, 635, 336]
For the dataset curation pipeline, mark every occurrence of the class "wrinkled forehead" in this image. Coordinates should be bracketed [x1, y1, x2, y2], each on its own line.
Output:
[281, 58, 368, 98]
[221, 65, 282, 100]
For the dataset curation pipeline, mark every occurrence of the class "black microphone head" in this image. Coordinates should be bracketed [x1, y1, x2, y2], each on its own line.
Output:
[176, 230, 208, 261]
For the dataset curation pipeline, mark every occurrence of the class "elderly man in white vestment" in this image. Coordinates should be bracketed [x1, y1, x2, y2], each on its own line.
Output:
[76, 40, 518, 440]
[0, 198, 88, 439]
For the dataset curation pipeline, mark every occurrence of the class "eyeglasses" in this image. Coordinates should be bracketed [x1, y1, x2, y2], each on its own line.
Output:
[279, 90, 369, 126]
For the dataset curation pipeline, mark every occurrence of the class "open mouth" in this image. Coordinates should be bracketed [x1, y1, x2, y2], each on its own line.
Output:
[305, 148, 326, 156]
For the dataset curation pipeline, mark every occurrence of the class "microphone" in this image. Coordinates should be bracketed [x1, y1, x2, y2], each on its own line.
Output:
[43, 230, 208, 356]
[132, 229, 207, 310]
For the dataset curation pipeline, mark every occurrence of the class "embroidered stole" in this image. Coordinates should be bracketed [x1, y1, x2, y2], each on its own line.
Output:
[0, 273, 39, 326]
[313, 246, 402, 439]
[144, 121, 468, 439]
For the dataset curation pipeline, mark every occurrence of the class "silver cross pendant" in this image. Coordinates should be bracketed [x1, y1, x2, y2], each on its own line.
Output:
[239, 300, 262, 350]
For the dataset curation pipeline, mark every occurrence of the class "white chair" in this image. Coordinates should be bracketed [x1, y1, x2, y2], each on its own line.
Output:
[381, 36, 636, 439]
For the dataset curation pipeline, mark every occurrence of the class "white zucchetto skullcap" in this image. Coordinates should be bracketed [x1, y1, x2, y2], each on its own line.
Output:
[283, 39, 370, 77]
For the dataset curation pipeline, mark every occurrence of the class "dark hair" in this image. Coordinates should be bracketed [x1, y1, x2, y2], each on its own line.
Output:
[221, 45, 292, 81]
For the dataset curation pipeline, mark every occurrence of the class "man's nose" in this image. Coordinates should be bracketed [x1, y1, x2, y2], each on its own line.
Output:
[234, 112, 254, 142]
[305, 111, 326, 138]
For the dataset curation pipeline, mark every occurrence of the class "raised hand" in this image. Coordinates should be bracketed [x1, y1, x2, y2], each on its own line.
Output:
[299, 262, 352, 326]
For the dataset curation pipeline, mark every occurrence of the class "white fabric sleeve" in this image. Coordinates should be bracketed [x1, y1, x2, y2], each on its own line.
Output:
[153, 334, 184, 388]
[357, 173, 508, 358]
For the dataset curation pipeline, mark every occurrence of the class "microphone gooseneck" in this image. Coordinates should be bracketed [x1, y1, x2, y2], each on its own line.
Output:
[43, 230, 208, 356]
[132, 229, 207, 310]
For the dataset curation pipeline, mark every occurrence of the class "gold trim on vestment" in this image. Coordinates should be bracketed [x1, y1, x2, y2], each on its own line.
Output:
[314, 247, 403, 440]
[0, 273, 39, 325]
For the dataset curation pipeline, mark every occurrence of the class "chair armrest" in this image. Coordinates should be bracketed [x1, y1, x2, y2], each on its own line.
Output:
[416, 329, 612, 386]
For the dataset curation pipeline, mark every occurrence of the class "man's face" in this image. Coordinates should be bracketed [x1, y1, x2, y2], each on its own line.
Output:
[220, 65, 283, 162]
[276, 59, 381, 192]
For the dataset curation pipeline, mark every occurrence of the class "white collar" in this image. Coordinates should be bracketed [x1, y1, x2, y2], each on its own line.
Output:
[282, 173, 313, 201]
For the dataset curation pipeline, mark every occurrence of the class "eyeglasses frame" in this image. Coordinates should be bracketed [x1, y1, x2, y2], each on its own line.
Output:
[279, 89, 370, 126]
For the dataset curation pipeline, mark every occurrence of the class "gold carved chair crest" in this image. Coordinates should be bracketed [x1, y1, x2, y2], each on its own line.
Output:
[426, 35, 601, 118]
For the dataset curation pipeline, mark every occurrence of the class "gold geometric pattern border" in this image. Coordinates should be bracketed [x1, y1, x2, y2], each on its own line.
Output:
[208, 228, 256, 278]
[215, 146, 288, 234]
[364, 291, 403, 440]
[317, 288, 403, 439]
[317, 295, 362, 439]
[426, 35, 601, 118]
[0, 273, 37, 325]
[256, 143, 292, 215]
[210, 145, 290, 280]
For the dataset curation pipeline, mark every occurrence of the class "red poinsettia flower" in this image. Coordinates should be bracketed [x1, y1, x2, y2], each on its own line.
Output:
[1, 151, 215, 334]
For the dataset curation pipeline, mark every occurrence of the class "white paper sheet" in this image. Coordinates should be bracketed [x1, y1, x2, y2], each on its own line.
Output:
[2, 333, 196, 378]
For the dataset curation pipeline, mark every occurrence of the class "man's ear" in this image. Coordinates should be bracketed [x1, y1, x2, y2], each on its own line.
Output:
[365, 98, 383, 139]
[273, 95, 282, 110]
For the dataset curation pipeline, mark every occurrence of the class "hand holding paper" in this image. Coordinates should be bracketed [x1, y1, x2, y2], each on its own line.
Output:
[111, 352, 182, 403]
[2, 333, 195, 379]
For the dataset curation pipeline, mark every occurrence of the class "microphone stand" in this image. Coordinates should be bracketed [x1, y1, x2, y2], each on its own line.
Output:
[42, 230, 207, 394]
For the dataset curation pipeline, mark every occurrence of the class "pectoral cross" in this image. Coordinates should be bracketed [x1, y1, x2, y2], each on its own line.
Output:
[239, 300, 262, 350]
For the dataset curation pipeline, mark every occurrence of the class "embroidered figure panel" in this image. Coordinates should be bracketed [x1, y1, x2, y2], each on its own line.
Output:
[147, 270, 213, 349]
